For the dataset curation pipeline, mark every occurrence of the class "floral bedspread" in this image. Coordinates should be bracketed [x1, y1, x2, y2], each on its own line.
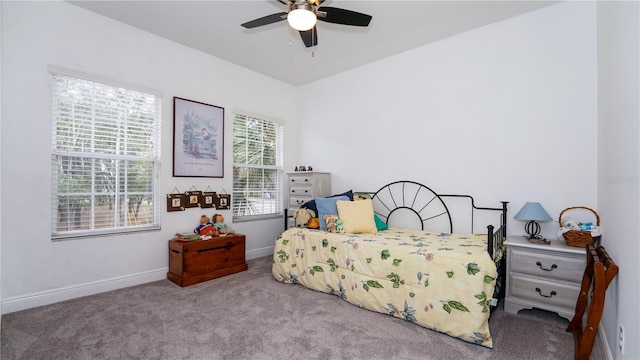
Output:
[272, 227, 498, 348]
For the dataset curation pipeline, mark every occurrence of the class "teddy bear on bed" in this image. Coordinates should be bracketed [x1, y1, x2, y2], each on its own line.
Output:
[324, 214, 339, 233]
[294, 208, 316, 228]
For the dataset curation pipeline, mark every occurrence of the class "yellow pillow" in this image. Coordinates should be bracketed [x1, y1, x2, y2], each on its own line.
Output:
[336, 199, 377, 234]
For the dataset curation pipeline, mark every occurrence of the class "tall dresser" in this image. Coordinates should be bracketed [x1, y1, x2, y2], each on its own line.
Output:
[285, 171, 330, 228]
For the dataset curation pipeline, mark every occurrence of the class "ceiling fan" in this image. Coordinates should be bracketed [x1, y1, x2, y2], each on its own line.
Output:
[241, 0, 373, 48]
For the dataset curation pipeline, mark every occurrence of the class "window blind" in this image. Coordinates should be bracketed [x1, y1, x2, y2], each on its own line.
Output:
[50, 72, 161, 239]
[232, 113, 284, 220]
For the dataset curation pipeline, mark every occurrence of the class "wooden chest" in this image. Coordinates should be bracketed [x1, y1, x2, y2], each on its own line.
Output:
[167, 234, 248, 287]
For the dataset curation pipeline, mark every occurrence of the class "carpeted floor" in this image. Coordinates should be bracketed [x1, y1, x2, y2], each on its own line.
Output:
[1, 255, 605, 360]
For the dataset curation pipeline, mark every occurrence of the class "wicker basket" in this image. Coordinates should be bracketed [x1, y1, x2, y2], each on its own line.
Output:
[559, 206, 601, 248]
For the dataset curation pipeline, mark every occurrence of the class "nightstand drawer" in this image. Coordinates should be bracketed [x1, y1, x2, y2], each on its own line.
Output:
[510, 248, 584, 282]
[508, 273, 580, 309]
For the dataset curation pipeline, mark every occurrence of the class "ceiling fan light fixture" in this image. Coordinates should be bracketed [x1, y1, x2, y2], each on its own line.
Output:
[288, 6, 317, 31]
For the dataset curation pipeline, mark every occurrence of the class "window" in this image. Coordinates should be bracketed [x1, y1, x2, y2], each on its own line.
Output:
[232, 114, 284, 220]
[50, 68, 161, 239]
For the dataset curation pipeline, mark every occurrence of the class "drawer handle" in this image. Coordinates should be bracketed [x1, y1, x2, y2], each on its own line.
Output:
[197, 242, 234, 253]
[296, 200, 304, 205]
[536, 261, 557, 271]
[535, 287, 557, 298]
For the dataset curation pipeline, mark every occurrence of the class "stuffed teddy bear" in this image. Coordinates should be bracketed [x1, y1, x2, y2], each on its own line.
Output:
[294, 208, 316, 227]
[324, 214, 338, 233]
[336, 219, 344, 233]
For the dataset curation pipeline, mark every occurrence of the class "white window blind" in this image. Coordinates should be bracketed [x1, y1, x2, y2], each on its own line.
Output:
[50, 71, 161, 239]
[232, 114, 284, 220]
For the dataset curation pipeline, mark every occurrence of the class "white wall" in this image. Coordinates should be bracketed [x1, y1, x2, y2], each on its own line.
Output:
[298, 2, 597, 241]
[597, 2, 640, 359]
[0, 1, 298, 312]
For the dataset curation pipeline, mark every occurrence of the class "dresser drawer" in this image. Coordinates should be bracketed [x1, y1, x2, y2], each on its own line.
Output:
[510, 248, 584, 282]
[289, 187, 313, 197]
[289, 175, 314, 186]
[508, 273, 580, 309]
[290, 197, 310, 208]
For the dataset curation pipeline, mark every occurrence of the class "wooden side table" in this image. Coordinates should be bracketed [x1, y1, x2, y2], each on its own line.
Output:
[167, 234, 248, 287]
[504, 236, 586, 320]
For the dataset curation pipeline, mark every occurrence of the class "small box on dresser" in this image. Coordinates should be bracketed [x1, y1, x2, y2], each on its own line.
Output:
[167, 234, 248, 287]
[504, 236, 586, 320]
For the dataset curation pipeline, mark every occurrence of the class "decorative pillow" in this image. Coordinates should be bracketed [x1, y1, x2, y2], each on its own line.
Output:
[336, 199, 377, 234]
[353, 192, 372, 201]
[302, 190, 354, 217]
[374, 214, 388, 231]
[316, 195, 350, 230]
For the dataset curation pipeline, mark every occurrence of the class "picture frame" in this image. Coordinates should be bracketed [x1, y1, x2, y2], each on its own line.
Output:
[166, 193, 186, 212]
[185, 190, 202, 208]
[173, 97, 224, 178]
[217, 193, 231, 210]
[201, 191, 217, 209]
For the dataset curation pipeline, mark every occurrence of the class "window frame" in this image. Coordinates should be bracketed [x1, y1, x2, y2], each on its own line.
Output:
[49, 66, 162, 240]
[232, 113, 284, 222]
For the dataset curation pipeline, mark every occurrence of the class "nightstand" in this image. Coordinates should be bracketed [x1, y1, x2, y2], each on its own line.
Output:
[504, 237, 586, 320]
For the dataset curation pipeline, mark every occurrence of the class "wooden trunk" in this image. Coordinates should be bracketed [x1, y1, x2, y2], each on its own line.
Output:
[167, 234, 248, 287]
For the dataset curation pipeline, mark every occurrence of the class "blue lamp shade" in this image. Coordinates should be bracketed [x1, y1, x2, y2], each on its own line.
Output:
[514, 202, 552, 240]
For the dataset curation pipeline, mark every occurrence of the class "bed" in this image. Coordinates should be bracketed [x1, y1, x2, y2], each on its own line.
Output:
[273, 181, 508, 348]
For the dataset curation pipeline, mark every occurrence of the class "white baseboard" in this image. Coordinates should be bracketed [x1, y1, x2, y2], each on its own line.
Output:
[1, 268, 167, 315]
[599, 324, 614, 360]
[2, 248, 275, 315]
[246, 245, 274, 260]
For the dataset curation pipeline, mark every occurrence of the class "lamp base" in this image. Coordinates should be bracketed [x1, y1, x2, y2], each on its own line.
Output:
[523, 221, 550, 244]
[525, 236, 550, 245]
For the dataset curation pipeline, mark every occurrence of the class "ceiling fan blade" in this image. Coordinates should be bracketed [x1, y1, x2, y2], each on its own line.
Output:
[299, 27, 318, 48]
[310, 0, 326, 6]
[241, 12, 287, 29]
[276, 0, 288, 4]
[317, 6, 372, 27]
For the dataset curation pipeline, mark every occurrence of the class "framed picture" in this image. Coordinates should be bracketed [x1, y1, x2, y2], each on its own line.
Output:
[167, 193, 186, 212]
[185, 190, 202, 208]
[201, 191, 217, 209]
[217, 194, 231, 210]
[173, 97, 224, 178]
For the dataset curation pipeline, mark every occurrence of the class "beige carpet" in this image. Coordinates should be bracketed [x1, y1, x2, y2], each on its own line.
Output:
[1, 255, 605, 360]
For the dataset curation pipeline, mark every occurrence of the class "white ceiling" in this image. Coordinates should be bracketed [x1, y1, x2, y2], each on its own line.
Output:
[68, 0, 557, 86]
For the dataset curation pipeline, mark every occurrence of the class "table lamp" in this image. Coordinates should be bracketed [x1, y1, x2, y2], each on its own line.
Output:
[514, 202, 552, 243]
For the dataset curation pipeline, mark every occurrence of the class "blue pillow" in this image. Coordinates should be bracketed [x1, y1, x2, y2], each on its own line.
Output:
[316, 195, 350, 230]
[301, 190, 354, 216]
